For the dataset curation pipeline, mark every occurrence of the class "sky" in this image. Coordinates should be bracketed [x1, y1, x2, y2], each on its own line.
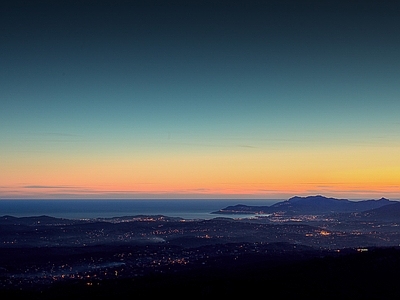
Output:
[1, 0, 400, 200]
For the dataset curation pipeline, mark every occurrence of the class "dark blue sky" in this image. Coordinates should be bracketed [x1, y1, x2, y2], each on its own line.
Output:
[1, 0, 400, 199]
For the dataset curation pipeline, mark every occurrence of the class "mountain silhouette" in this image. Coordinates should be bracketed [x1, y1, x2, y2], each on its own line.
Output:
[356, 202, 400, 221]
[214, 195, 395, 215]
[271, 195, 393, 214]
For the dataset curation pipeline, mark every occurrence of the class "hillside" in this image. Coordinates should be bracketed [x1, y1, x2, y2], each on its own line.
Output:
[213, 195, 395, 215]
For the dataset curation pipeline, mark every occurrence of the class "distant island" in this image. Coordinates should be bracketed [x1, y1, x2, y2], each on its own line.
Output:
[212, 195, 398, 216]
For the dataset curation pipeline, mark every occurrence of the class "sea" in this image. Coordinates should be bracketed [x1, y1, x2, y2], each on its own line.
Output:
[0, 199, 282, 220]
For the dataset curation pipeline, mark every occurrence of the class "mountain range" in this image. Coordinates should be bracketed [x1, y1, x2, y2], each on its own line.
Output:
[213, 195, 398, 216]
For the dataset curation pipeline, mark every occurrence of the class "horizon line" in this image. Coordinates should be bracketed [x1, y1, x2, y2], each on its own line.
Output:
[1, 194, 399, 201]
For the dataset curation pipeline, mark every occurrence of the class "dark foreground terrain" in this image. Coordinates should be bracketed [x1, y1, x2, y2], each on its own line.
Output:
[1, 246, 400, 299]
[2, 196, 400, 298]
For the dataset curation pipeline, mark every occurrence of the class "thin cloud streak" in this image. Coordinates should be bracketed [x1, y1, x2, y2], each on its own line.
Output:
[23, 185, 79, 189]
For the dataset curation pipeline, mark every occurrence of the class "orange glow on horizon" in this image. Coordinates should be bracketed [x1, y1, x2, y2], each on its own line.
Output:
[1, 180, 399, 199]
[1, 144, 399, 199]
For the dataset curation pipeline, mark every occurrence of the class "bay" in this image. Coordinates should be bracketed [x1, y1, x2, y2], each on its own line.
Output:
[0, 199, 281, 220]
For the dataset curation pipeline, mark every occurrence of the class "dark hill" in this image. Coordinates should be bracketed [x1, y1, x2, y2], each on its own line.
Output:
[358, 202, 400, 221]
[271, 195, 394, 214]
[0, 215, 83, 226]
[213, 195, 395, 215]
[212, 204, 272, 215]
